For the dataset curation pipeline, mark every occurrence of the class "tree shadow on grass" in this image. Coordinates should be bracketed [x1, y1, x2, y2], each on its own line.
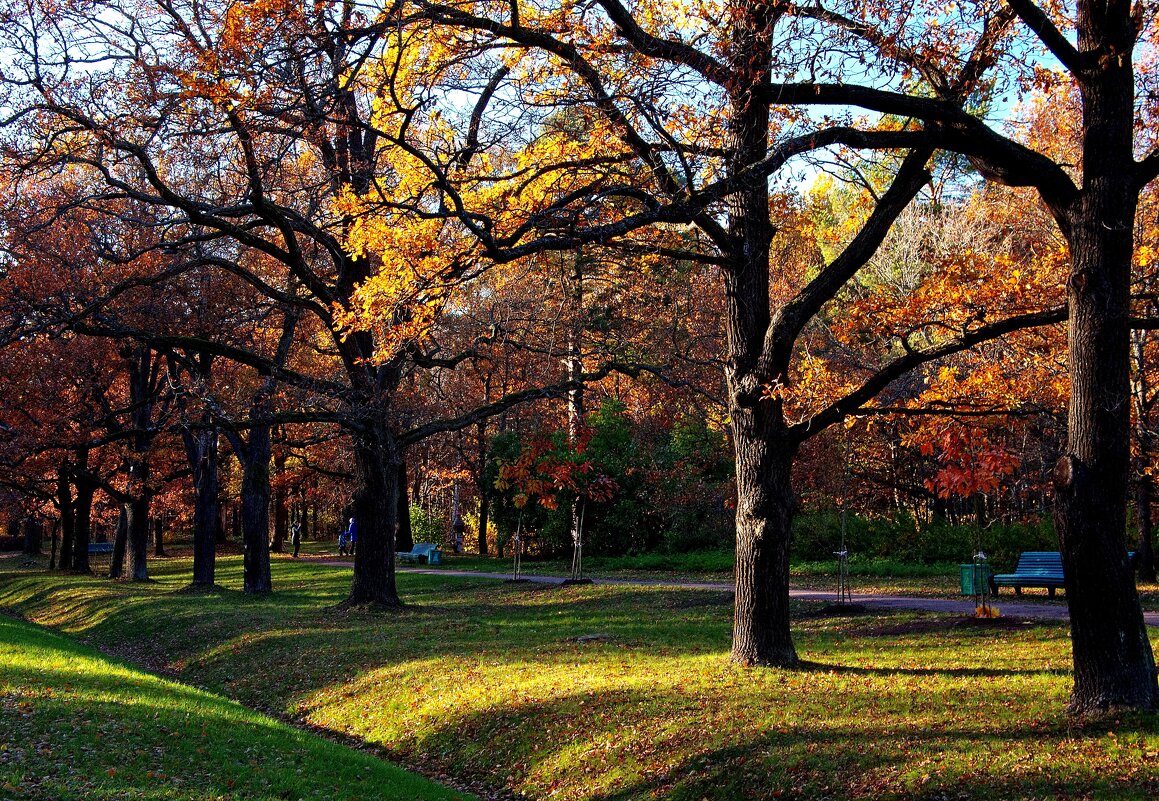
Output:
[587, 726, 1159, 801]
[379, 681, 1159, 801]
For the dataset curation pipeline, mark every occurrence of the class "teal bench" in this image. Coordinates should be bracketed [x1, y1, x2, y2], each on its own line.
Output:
[397, 542, 441, 565]
[990, 551, 1065, 597]
[87, 542, 114, 554]
[990, 550, 1137, 597]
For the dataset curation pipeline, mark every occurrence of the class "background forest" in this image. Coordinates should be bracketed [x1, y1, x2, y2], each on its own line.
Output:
[0, 139, 1142, 571]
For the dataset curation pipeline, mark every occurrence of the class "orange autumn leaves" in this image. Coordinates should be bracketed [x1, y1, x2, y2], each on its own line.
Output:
[493, 430, 618, 511]
[915, 422, 1021, 499]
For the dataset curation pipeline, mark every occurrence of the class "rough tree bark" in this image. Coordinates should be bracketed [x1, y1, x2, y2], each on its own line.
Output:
[125, 469, 151, 582]
[566, 253, 586, 576]
[722, 2, 799, 666]
[1044, 1, 1159, 713]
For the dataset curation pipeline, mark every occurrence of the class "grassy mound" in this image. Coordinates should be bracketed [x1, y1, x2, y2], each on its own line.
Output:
[0, 610, 472, 801]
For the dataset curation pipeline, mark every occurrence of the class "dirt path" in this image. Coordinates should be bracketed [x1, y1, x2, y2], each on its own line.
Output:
[310, 559, 1159, 627]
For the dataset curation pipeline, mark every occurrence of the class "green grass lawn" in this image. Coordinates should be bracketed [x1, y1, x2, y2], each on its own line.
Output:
[2, 553, 1158, 800]
[0, 605, 473, 800]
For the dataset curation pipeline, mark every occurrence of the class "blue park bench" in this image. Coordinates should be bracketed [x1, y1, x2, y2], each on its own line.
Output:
[990, 551, 1065, 597]
[990, 550, 1135, 598]
[87, 542, 114, 554]
[396, 542, 441, 565]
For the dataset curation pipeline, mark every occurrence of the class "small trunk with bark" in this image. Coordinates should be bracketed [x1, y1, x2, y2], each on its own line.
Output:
[396, 460, 414, 553]
[476, 419, 490, 555]
[109, 506, 128, 580]
[185, 427, 219, 587]
[126, 494, 150, 582]
[240, 426, 273, 595]
[70, 475, 94, 573]
[56, 468, 74, 571]
[22, 518, 42, 556]
[730, 417, 799, 667]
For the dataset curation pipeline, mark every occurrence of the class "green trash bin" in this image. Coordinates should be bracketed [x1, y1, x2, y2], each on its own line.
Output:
[959, 564, 992, 595]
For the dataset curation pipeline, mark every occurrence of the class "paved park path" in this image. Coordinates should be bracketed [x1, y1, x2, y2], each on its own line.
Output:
[317, 560, 1159, 627]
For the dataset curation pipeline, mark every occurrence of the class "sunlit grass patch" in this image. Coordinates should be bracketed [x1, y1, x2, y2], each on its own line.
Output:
[0, 613, 472, 800]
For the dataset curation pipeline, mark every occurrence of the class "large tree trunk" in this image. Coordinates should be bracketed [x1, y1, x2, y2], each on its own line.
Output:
[730, 417, 799, 666]
[346, 421, 402, 607]
[124, 455, 150, 582]
[1056, 23, 1157, 711]
[126, 494, 150, 582]
[120, 346, 163, 582]
[240, 426, 273, 594]
[724, 3, 796, 667]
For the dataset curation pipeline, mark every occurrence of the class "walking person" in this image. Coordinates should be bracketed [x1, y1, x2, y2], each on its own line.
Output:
[345, 517, 357, 557]
[290, 519, 301, 558]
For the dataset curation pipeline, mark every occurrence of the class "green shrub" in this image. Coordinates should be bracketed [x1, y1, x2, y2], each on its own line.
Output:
[408, 503, 444, 546]
[792, 509, 1056, 568]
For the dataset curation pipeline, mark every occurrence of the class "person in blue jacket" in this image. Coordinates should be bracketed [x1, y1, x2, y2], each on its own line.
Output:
[345, 517, 358, 557]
